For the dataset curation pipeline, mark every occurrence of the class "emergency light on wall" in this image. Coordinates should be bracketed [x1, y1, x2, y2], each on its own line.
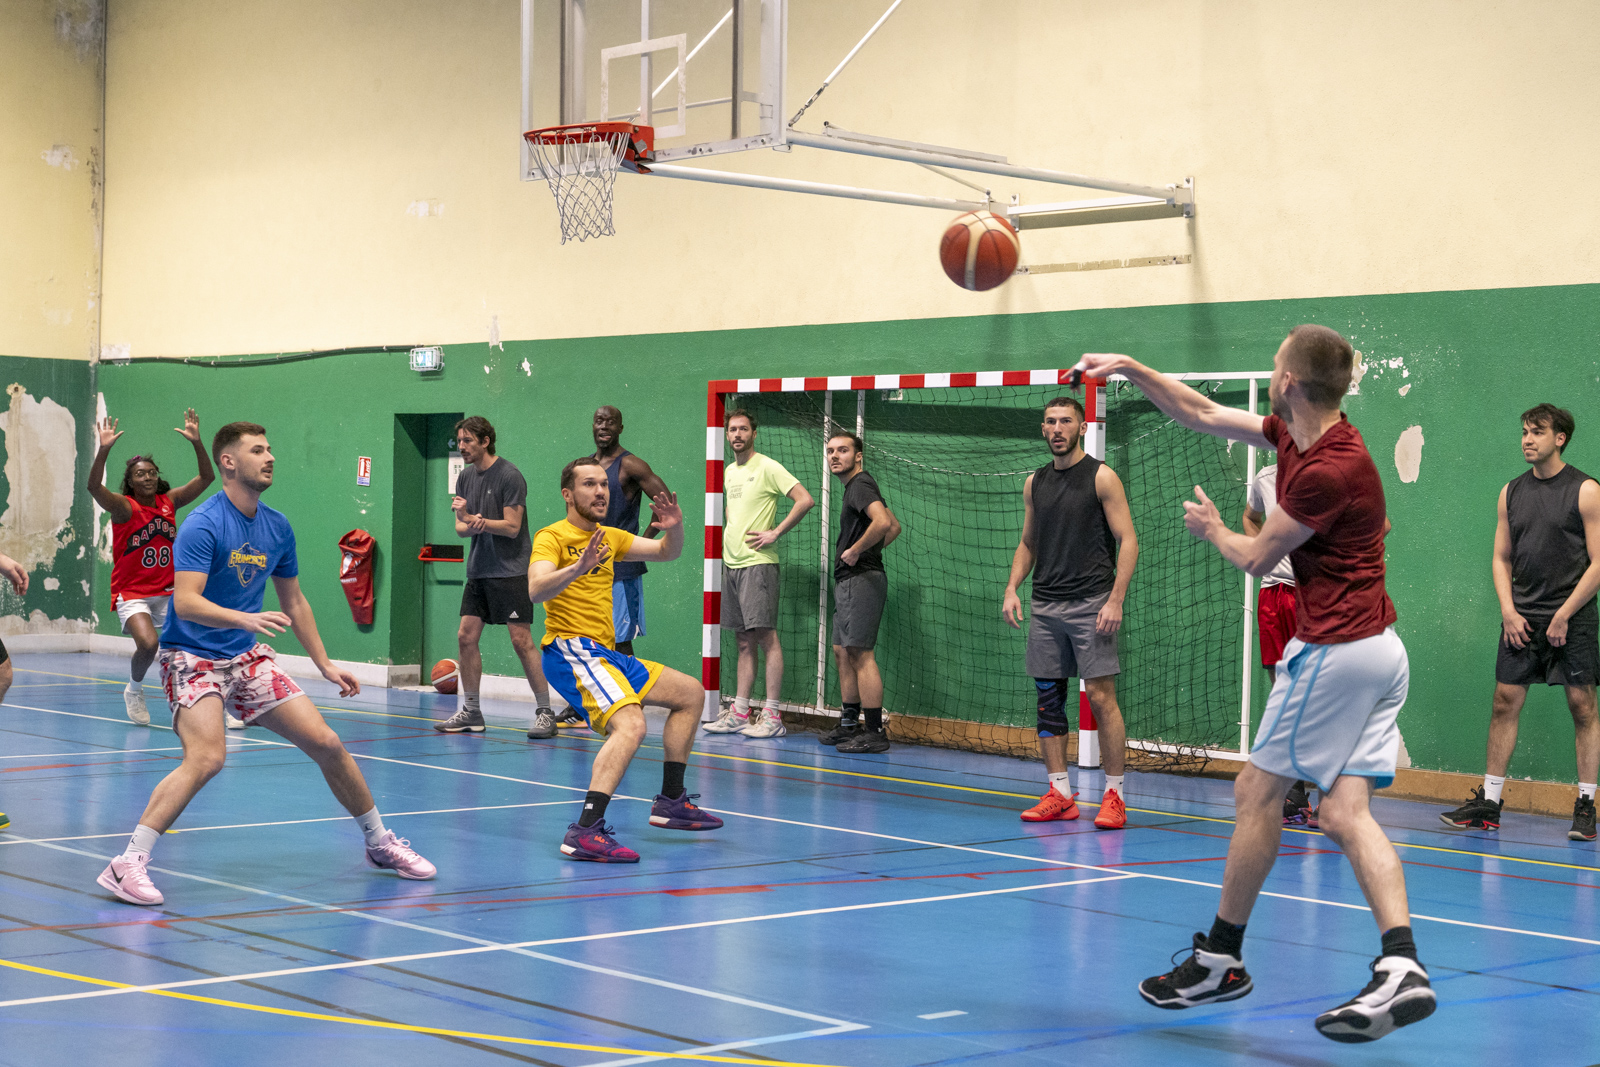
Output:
[409, 346, 444, 372]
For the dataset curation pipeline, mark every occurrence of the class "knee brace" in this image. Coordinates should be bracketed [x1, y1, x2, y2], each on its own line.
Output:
[1034, 678, 1071, 737]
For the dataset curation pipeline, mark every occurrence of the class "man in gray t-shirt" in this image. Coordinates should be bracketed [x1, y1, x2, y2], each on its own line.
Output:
[435, 416, 555, 737]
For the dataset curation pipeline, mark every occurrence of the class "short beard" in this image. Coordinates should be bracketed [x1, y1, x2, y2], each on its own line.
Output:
[1269, 394, 1291, 421]
[575, 499, 607, 524]
[240, 472, 272, 493]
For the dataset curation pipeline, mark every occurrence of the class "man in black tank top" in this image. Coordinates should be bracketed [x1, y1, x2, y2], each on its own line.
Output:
[589, 406, 671, 660]
[1441, 403, 1600, 842]
[1002, 396, 1139, 830]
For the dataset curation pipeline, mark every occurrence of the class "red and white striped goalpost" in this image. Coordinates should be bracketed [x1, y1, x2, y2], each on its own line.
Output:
[702, 369, 1109, 769]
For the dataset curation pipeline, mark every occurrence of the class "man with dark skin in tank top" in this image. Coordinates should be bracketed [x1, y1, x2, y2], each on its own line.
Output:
[1002, 395, 1139, 830]
[589, 406, 670, 661]
[1441, 403, 1600, 842]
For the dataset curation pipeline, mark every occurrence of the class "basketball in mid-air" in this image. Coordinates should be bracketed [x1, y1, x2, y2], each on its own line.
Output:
[431, 658, 459, 694]
[940, 210, 1021, 291]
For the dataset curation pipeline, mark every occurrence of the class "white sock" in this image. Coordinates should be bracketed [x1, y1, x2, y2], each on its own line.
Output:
[125, 680, 141, 693]
[1580, 782, 1596, 800]
[1105, 774, 1125, 798]
[124, 824, 160, 859]
[355, 807, 388, 848]
[1483, 774, 1506, 804]
[734, 696, 751, 715]
[762, 699, 780, 715]
[1048, 771, 1073, 798]
[463, 693, 481, 714]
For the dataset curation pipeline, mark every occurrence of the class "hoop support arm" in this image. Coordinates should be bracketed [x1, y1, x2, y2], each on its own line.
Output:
[639, 163, 986, 213]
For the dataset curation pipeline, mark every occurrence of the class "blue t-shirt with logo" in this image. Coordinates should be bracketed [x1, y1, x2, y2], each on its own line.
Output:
[160, 492, 300, 660]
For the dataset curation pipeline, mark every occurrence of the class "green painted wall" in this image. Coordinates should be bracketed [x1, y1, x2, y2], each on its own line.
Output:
[0, 354, 94, 629]
[94, 283, 1600, 782]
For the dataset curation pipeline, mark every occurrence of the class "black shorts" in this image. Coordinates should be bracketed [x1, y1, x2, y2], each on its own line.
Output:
[461, 576, 535, 627]
[1495, 612, 1599, 687]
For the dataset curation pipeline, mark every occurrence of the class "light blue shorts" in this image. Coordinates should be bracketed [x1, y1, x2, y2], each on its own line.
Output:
[613, 576, 646, 641]
[1249, 627, 1408, 793]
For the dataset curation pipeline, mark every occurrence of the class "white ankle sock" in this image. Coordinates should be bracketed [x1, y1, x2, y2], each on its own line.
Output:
[1580, 782, 1596, 800]
[1048, 771, 1073, 798]
[1105, 775, 1126, 798]
[762, 699, 780, 715]
[463, 693, 481, 714]
[1483, 774, 1506, 804]
[124, 824, 159, 858]
[355, 807, 388, 848]
[734, 697, 751, 715]
[125, 680, 141, 693]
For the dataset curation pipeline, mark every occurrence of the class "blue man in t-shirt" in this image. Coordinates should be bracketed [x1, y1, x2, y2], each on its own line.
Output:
[96, 421, 436, 908]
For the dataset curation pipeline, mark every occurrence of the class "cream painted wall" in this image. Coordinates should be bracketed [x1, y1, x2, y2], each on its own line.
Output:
[100, 0, 1600, 356]
[0, 0, 104, 360]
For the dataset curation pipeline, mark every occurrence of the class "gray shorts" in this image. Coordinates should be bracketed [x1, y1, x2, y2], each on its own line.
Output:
[1025, 592, 1120, 679]
[722, 563, 779, 632]
[832, 571, 887, 650]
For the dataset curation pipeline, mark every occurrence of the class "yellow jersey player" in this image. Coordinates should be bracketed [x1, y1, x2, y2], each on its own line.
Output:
[530, 458, 723, 862]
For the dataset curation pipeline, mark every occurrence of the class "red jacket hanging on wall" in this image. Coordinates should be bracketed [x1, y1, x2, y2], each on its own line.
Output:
[339, 529, 376, 626]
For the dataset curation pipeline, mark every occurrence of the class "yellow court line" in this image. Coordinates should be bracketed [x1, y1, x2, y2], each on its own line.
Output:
[14, 671, 1594, 876]
[0, 957, 848, 1066]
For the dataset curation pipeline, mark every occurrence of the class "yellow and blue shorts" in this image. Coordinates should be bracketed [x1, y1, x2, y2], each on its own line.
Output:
[542, 636, 665, 735]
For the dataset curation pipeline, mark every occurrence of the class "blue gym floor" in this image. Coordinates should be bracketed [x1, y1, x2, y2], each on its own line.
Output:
[1, 653, 1596, 1066]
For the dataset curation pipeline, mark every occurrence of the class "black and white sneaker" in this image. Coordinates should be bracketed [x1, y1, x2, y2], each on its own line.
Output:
[1315, 955, 1435, 1043]
[1283, 780, 1311, 822]
[1571, 796, 1597, 841]
[435, 708, 486, 733]
[527, 707, 557, 740]
[1439, 786, 1501, 830]
[1138, 933, 1253, 1009]
[819, 721, 862, 746]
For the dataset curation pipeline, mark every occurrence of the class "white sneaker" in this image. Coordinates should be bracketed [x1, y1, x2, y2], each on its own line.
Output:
[224, 713, 247, 730]
[701, 707, 752, 733]
[123, 684, 151, 726]
[740, 709, 787, 738]
[1315, 955, 1435, 1043]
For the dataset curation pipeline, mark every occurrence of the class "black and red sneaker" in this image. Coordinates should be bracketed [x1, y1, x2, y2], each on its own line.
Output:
[1438, 787, 1502, 830]
[1138, 933, 1253, 1009]
[1570, 796, 1597, 841]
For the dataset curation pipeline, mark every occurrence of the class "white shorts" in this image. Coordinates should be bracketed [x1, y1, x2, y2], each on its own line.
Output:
[1249, 627, 1408, 793]
[115, 594, 170, 633]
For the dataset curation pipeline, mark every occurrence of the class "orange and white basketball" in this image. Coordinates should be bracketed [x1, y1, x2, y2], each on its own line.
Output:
[939, 210, 1021, 292]
[431, 658, 459, 694]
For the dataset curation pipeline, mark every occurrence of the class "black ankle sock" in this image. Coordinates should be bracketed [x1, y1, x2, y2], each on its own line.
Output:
[578, 791, 610, 828]
[841, 702, 861, 724]
[864, 707, 883, 732]
[1207, 915, 1246, 958]
[1381, 925, 1418, 961]
[662, 761, 687, 799]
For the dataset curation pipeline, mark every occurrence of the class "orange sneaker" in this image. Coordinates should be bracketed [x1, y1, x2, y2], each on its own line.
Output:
[1021, 788, 1080, 822]
[1093, 788, 1127, 830]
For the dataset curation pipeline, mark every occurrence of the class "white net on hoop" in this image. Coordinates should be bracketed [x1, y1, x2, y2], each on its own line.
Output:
[526, 127, 631, 243]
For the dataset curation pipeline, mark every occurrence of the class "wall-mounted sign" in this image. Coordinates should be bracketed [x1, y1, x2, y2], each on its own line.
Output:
[447, 449, 466, 495]
[357, 456, 372, 486]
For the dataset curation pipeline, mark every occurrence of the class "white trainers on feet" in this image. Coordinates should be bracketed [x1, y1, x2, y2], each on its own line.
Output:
[123, 684, 151, 726]
[224, 713, 246, 730]
[1314, 956, 1436, 1043]
[97, 852, 164, 906]
[701, 707, 751, 733]
[740, 709, 787, 738]
[365, 830, 437, 880]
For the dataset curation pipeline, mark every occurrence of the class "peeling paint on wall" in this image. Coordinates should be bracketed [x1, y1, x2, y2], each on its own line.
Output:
[43, 577, 60, 590]
[1399, 384, 1412, 396]
[41, 145, 78, 169]
[54, 0, 106, 63]
[1347, 350, 1367, 395]
[1395, 424, 1425, 483]
[405, 200, 444, 218]
[0, 610, 92, 636]
[520, 359, 531, 377]
[0, 385, 78, 571]
[93, 392, 112, 561]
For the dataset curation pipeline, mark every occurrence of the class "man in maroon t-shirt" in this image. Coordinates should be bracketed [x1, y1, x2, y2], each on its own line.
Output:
[1076, 326, 1434, 1044]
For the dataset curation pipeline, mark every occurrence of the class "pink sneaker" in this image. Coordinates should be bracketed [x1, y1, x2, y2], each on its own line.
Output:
[365, 831, 437, 880]
[97, 852, 164, 906]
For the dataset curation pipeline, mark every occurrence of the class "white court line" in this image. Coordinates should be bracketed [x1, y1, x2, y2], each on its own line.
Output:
[580, 1025, 864, 1067]
[0, 864, 1127, 1010]
[0, 801, 577, 846]
[917, 1011, 967, 1020]
[1, 745, 191, 759]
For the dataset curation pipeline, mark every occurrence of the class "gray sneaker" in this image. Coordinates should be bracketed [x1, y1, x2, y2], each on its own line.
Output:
[436, 707, 486, 733]
[527, 707, 557, 740]
[702, 707, 752, 733]
[123, 684, 151, 726]
[740, 709, 787, 738]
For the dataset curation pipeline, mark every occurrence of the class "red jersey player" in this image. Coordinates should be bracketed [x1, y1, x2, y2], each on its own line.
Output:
[1077, 327, 1434, 1044]
[88, 409, 215, 725]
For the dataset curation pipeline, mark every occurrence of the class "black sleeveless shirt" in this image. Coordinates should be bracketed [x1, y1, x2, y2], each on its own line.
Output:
[1506, 463, 1595, 619]
[1030, 456, 1117, 602]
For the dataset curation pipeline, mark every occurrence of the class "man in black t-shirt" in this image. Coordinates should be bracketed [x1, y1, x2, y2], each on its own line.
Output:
[822, 432, 901, 754]
[436, 416, 556, 737]
[1442, 403, 1600, 842]
[1002, 396, 1139, 830]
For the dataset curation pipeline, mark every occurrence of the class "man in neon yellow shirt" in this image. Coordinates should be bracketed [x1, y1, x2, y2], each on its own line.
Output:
[704, 409, 815, 737]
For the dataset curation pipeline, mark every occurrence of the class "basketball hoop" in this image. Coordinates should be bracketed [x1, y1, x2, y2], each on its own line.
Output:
[523, 123, 654, 243]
